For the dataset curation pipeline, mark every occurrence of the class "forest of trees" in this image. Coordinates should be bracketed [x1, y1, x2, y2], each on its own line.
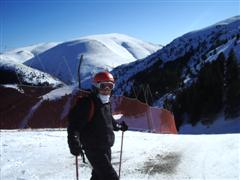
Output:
[0, 67, 51, 86]
[171, 49, 240, 128]
[127, 48, 239, 130]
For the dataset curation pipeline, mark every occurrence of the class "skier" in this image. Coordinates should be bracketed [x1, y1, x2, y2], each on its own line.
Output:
[67, 71, 128, 180]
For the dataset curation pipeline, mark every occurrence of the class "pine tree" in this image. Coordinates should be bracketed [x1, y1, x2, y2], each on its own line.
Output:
[197, 53, 224, 116]
[171, 53, 225, 127]
[224, 49, 240, 118]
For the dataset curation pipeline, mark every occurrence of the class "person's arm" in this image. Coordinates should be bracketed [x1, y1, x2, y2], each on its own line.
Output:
[67, 97, 91, 155]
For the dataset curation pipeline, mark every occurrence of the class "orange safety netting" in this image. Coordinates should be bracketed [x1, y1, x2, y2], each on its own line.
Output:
[111, 96, 178, 134]
[0, 86, 177, 134]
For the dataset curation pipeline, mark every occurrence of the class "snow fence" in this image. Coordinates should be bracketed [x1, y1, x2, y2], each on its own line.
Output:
[0, 86, 177, 134]
[111, 96, 178, 134]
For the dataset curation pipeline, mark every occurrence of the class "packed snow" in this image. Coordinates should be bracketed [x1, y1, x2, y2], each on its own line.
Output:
[1, 130, 239, 180]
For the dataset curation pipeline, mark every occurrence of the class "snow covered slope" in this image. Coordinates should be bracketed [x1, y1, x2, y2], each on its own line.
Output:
[112, 16, 240, 96]
[1, 130, 239, 180]
[24, 33, 160, 84]
[0, 42, 59, 63]
[111, 16, 240, 133]
[0, 59, 63, 87]
[179, 112, 240, 134]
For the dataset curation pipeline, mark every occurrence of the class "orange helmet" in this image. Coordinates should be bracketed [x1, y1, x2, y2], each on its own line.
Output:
[92, 71, 115, 84]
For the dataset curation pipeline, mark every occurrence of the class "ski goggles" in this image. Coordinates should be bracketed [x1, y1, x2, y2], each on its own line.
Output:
[94, 82, 115, 90]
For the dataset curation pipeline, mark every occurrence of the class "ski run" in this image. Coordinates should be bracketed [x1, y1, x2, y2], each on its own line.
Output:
[1, 129, 239, 180]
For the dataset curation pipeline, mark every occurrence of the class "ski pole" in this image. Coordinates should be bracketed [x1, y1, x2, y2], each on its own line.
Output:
[119, 131, 124, 179]
[75, 156, 79, 180]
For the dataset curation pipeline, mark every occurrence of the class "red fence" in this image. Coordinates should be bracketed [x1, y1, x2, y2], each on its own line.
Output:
[0, 87, 177, 134]
[111, 96, 177, 134]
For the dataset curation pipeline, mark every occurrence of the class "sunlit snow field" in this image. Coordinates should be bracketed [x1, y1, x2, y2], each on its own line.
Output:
[1, 130, 239, 180]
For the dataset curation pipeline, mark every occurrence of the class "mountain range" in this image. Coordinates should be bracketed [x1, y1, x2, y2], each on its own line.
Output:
[113, 15, 240, 95]
[0, 16, 239, 133]
[23, 33, 161, 84]
[0, 33, 160, 86]
[111, 15, 240, 130]
[0, 42, 60, 63]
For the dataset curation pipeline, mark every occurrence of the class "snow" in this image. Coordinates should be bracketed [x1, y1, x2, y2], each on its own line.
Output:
[113, 114, 124, 120]
[0, 59, 63, 87]
[1, 130, 239, 180]
[0, 84, 24, 93]
[113, 16, 240, 97]
[0, 42, 59, 63]
[23, 33, 160, 84]
[205, 38, 238, 64]
[179, 112, 240, 134]
[41, 85, 74, 101]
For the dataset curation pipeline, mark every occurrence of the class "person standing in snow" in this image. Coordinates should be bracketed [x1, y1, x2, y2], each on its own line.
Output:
[67, 71, 128, 180]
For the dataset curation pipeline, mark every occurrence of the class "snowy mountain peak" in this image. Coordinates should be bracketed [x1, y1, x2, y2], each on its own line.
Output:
[24, 33, 161, 84]
[155, 15, 240, 66]
[0, 42, 60, 63]
[109, 16, 240, 134]
[112, 16, 240, 121]
[214, 15, 240, 26]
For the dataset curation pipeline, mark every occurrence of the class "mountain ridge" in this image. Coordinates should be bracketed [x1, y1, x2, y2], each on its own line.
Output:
[23, 33, 161, 84]
[112, 16, 240, 95]
[0, 42, 60, 63]
[111, 16, 240, 130]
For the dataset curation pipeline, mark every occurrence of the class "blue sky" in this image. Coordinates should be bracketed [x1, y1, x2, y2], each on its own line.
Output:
[0, 0, 239, 52]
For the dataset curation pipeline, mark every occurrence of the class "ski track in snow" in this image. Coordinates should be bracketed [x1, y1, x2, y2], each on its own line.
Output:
[19, 100, 43, 128]
[1, 130, 239, 180]
[19, 85, 75, 128]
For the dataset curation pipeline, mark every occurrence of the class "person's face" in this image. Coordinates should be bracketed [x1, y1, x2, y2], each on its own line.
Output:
[98, 88, 112, 95]
[96, 81, 114, 95]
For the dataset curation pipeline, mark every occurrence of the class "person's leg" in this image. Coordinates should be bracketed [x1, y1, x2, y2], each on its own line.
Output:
[106, 148, 112, 161]
[90, 170, 99, 180]
[85, 148, 119, 180]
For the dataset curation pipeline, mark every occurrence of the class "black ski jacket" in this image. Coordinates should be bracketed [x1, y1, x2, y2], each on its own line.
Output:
[67, 93, 120, 150]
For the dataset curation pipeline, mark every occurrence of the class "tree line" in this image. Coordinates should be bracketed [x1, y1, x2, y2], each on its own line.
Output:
[170, 49, 240, 128]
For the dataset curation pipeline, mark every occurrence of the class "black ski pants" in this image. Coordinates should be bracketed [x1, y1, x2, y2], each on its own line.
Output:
[85, 148, 119, 180]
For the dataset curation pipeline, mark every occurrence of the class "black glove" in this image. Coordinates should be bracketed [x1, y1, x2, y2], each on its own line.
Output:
[68, 135, 82, 156]
[120, 121, 128, 132]
[67, 132, 87, 163]
[70, 143, 82, 156]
